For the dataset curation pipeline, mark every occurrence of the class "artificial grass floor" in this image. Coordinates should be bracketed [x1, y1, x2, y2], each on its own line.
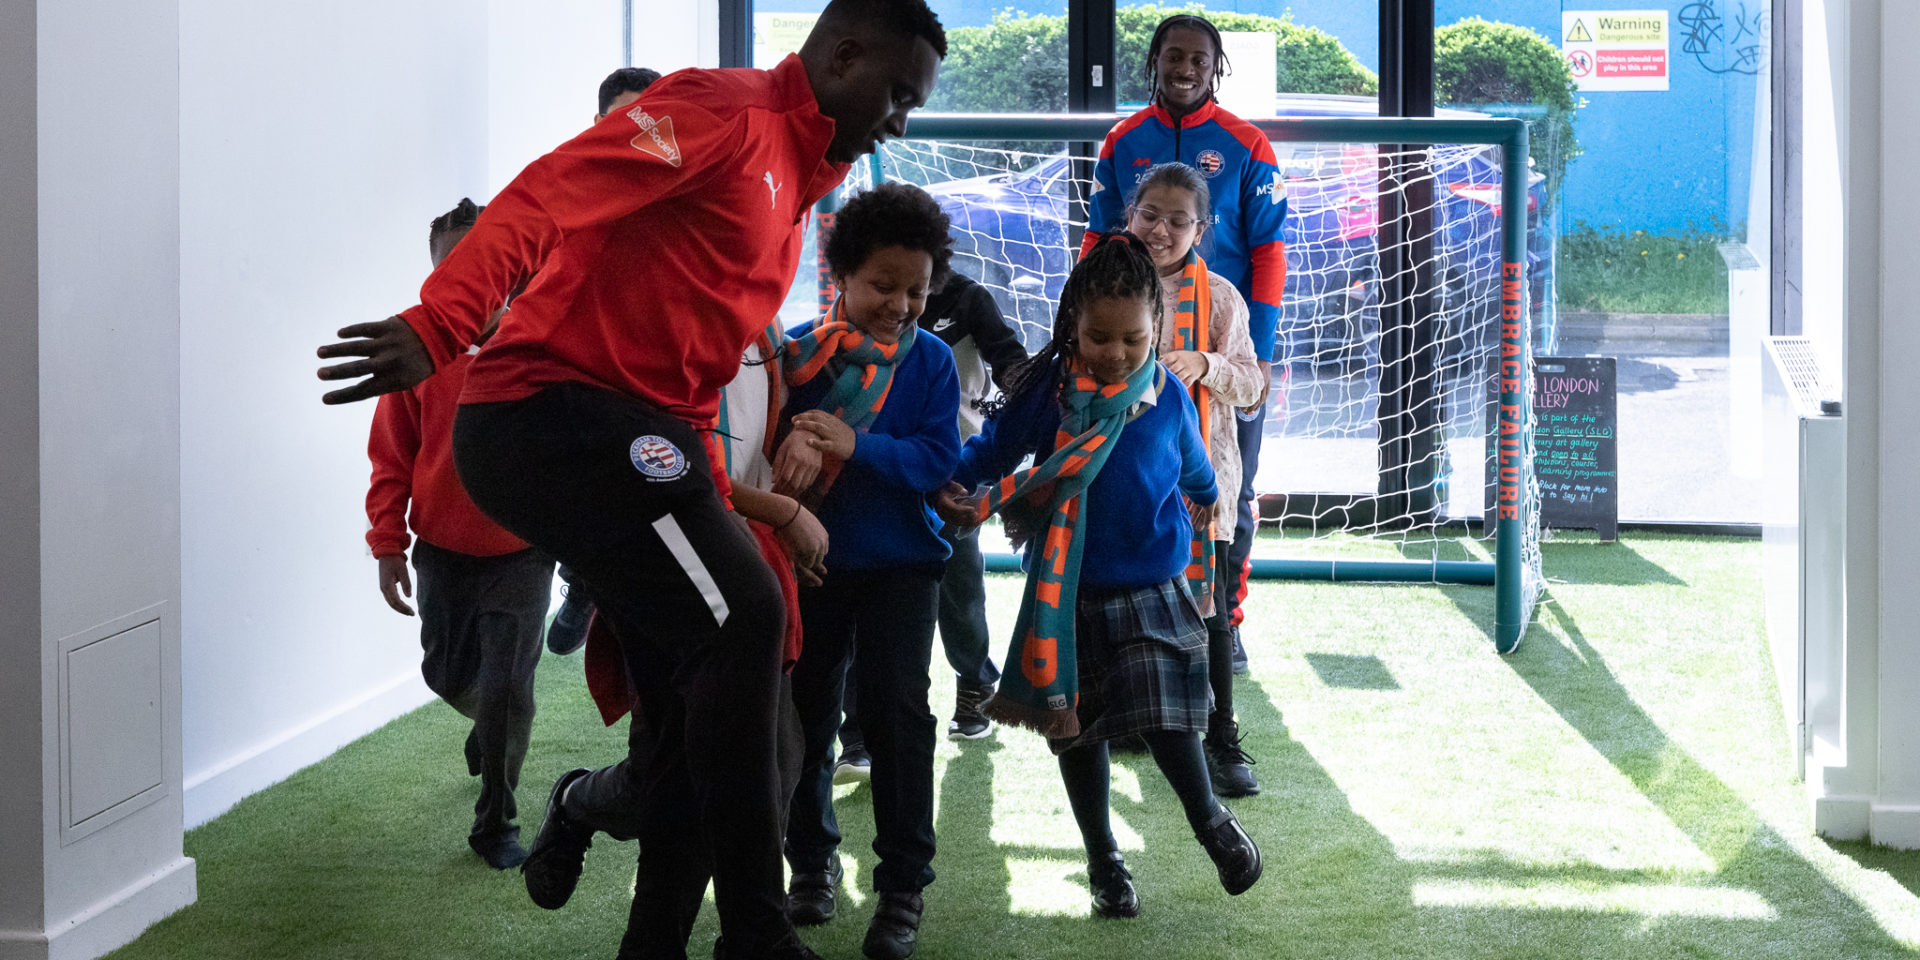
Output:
[108, 532, 1920, 959]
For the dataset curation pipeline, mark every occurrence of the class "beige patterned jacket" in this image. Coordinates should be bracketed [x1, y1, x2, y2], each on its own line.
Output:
[1158, 270, 1264, 540]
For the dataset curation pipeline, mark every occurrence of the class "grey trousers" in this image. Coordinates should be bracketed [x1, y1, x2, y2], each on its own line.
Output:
[411, 538, 552, 843]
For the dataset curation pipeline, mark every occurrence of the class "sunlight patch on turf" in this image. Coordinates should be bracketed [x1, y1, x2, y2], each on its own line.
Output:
[1003, 857, 1091, 917]
[838, 852, 866, 907]
[1259, 609, 1720, 876]
[1413, 879, 1776, 920]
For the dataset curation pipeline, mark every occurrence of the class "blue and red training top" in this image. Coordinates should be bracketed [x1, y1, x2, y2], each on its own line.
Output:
[1081, 99, 1289, 362]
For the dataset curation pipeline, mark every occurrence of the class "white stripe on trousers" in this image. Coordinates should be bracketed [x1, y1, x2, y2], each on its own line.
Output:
[652, 513, 731, 628]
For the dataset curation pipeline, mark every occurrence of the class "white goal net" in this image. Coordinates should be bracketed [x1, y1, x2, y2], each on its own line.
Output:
[782, 131, 1545, 636]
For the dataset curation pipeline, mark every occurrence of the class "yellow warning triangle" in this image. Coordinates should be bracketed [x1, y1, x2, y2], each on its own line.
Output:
[1566, 19, 1593, 43]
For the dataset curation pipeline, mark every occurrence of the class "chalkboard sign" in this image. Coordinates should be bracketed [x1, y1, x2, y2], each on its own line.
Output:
[1486, 356, 1618, 540]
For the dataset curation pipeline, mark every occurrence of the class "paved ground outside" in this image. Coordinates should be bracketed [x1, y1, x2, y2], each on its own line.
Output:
[1257, 312, 1752, 526]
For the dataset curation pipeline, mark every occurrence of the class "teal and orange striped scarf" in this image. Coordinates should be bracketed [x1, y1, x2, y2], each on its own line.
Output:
[974, 354, 1164, 739]
[1171, 250, 1216, 618]
[782, 299, 917, 504]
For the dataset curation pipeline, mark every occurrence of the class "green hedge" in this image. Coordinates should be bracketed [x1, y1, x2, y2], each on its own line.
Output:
[927, 4, 1376, 113]
[1435, 17, 1580, 209]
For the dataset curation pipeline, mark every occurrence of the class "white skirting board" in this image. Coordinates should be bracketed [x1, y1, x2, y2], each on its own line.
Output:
[182, 670, 434, 828]
[0, 857, 196, 960]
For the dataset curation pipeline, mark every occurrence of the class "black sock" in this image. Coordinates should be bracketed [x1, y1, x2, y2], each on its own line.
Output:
[1143, 730, 1221, 833]
[1058, 743, 1117, 856]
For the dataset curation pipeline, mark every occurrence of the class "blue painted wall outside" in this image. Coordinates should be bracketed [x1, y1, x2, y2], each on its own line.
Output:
[754, 0, 1768, 237]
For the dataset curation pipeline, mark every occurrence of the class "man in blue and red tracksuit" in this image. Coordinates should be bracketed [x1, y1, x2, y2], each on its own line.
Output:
[1079, 21, 1289, 677]
[316, 3, 946, 958]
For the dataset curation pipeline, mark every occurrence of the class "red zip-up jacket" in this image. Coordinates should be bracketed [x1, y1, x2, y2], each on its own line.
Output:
[398, 56, 850, 440]
[365, 349, 527, 559]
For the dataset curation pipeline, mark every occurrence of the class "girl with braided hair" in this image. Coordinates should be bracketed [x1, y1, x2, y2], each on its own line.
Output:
[935, 232, 1262, 920]
[1083, 12, 1292, 678]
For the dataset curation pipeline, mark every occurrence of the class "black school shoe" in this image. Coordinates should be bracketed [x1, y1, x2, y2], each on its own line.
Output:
[861, 891, 924, 960]
[545, 586, 593, 656]
[1204, 719, 1261, 798]
[1196, 805, 1262, 896]
[786, 856, 843, 926]
[1088, 851, 1140, 918]
[712, 931, 825, 960]
[522, 768, 593, 909]
[469, 828, 528, 870]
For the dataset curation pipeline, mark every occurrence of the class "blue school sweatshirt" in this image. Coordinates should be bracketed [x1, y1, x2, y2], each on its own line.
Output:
[785, 323, 961, 574]
[953, 362, 1217, 590]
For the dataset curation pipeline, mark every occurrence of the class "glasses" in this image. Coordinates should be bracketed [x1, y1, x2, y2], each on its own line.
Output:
[1131, 207, 1200, 232]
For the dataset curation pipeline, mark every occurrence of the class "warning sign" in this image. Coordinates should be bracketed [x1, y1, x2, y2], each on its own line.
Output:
[1563, 10, 1668, 91]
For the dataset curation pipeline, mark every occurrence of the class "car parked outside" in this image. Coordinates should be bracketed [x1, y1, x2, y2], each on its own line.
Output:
[917, 94, 1555, 372]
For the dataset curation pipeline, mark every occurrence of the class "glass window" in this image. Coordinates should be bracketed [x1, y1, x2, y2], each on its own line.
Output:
[1433, 1, 1772, 524]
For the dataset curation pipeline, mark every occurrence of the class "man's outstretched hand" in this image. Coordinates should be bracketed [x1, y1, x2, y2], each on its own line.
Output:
[316, 317, 435, 404]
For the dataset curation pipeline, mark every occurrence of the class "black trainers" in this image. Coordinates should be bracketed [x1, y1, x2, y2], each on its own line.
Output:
[1087, 851, 1140, 918]
[1230, 625, 1250, 675]
[546, 586, 593, 656]
[522, 768, 593, 909]
[948, 681, 995, 740]
[786, 856, 843, 927]
[1196, 805, 1262, 896]
[832, 745, 872, 785]
[861, 891, 924, 960]
[1204, 719, 1260, 798]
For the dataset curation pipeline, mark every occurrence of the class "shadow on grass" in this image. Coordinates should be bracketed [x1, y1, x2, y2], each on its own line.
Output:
[1304, 652, 1401, 690]
[1540, 536, 1687, 586]
[1481, 599, 1913, 955]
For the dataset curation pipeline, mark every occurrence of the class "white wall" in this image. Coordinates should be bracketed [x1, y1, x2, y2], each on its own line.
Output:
[3, 0, 198, 956]
[486, 0, 625, 197]
[0, 0, 46, 944]
[175, 0, 654, 829]
[1872, 0, 1920, 846]
[177, 0, 489, 826]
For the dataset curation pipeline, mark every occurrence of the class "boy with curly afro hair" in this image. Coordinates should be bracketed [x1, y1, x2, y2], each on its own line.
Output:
[772, 181, 960, 960]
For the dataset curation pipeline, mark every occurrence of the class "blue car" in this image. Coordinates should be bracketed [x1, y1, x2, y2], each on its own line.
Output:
[917, 95, 1555, 368]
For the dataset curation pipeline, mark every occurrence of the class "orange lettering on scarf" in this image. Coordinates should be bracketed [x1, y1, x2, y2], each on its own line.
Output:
[1023, 632, 1058, 687]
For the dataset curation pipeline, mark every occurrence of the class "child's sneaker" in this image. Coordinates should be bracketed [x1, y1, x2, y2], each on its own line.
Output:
[1203, 718, 1260, 798]
[832, 745, 872, 785]
[546, 585, 593, 656]
[948, 682, 995, 740]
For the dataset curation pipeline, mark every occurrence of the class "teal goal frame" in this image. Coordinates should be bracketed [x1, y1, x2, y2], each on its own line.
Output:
[860, 113, 1536, 653]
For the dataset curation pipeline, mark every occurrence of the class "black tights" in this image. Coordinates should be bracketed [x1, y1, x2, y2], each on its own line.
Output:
[1058, 731, 1220, 856]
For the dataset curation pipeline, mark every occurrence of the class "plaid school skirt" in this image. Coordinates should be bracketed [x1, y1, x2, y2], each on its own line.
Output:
[1049, 578, 1212, 755]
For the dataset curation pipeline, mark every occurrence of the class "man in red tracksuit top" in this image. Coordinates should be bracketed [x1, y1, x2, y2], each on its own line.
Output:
[364, 200, 554, 872]
[316, 2, 946, 957]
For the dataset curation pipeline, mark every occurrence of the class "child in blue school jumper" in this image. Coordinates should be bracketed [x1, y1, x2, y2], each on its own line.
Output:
[934, 232, 1262, 920]
[774, 182, 960, 960]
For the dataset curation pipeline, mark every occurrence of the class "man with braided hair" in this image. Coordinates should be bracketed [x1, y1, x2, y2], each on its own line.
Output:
[316, 2, 946, 957]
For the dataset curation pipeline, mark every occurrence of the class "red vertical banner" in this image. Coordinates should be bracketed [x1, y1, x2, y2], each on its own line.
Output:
[815, 210, 837, 313]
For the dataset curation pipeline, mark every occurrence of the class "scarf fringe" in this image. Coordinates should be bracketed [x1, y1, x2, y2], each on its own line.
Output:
[983, 694, 1081, 740]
